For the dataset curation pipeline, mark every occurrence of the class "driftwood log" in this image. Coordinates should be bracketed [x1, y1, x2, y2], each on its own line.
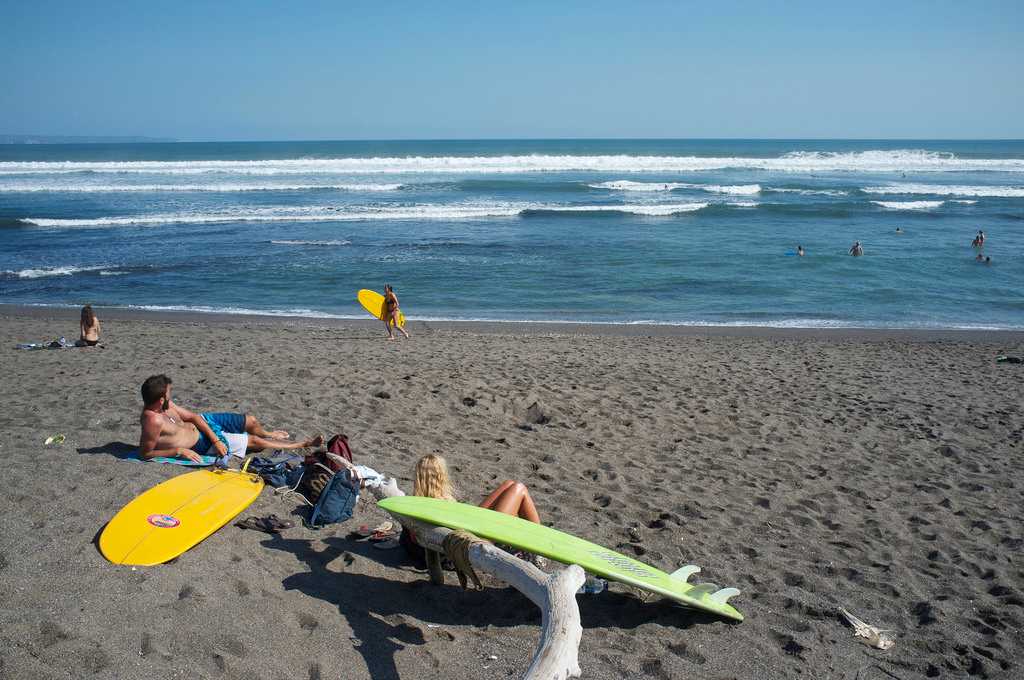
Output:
[368, 479, 586, 680]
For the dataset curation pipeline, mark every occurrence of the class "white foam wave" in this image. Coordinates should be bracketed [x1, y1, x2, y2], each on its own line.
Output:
[872, 200, 945, 210]
[0, 182, 404, 193]
[22, 301, 1017, 330]
[21, 201, 709, 227]
[4, 150, 1023, 175]
[767, 188, 850, 196]
[951, 199, 978, 205]
[703, 184, 761, 195]
[270, 239, 352, 246]
[588, 180, 687, 192]
[124, 304, 360, 319]
[727, 201, 760, 208]
[532, 203, 708, 216]
[3, 265, 109, 279]
[862, 183, 1024, 198]
[589, 180, 761, 194]
[100, 270, 127, 276]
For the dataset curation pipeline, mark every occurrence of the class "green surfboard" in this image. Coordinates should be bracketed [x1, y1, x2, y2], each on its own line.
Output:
[378, 496, 743, 621]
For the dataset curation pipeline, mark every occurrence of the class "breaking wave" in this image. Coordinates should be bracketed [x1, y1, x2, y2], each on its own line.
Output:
[4, 150, 1024, 175]
[18, 201, 712, 227]
[862, 183, 1024, 198]
[0, 182, 405, 193]
[588, 180, 761, 194]
[766, 188, 850, 197]
[524, 203, 709, 216]
[871, 200, 945, 210]
[2, 264, 109, 279]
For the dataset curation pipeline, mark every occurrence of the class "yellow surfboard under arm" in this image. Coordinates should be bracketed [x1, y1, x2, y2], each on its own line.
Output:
[358, 289, 406, 328]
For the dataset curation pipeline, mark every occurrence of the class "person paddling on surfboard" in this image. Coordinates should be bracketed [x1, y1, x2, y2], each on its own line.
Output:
[399, 454, 544, 565]
[383, 284, 410, 341]
[138, 374, 323, 463]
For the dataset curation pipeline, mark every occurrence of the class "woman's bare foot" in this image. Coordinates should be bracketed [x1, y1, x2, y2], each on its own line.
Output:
[269, 430, 290, 439]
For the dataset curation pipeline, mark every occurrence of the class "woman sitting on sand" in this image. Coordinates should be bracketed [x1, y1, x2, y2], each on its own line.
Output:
[77, 305, 100, 346]
[413, 453, 541, 521]
[383, 284, 410, 341]
[399, 454, 542, 562]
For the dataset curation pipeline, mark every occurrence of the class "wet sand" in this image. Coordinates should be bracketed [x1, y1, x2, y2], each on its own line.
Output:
[1, 306, 1021, 679]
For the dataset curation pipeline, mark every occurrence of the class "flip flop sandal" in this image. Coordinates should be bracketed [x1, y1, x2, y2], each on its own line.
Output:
[355, 521, 394, 538]
[372, 538, 402, 550]
[369, 529, 398, 542]
[236, 515, 294, 534]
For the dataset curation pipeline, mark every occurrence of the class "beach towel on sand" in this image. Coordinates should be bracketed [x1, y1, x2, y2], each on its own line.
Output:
[126, 450, 217, 466]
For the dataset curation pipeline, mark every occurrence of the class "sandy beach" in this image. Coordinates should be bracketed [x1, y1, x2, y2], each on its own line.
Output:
[0, 305, 1021, 680]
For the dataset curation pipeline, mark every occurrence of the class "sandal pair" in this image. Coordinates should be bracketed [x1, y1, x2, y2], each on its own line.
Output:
[236, 514, 294, 534]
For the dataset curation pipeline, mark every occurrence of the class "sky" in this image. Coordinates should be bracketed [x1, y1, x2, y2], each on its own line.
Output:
[2, 0, 1022, 140]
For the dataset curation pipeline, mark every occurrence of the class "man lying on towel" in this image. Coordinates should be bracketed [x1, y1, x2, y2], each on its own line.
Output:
[138, 374, 322, 463]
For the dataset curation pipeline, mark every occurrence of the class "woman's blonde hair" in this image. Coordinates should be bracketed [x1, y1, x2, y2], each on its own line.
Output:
[413, 454, 455, 501]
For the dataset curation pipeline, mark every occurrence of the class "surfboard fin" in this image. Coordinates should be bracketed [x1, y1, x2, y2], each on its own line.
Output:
[709, 587, 741, 606]
[687, 583, 721, 597]
[670, 565, 701, 583]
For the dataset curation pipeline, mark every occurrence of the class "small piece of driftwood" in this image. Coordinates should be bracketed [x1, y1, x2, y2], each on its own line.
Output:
[368, 479, 585, 680]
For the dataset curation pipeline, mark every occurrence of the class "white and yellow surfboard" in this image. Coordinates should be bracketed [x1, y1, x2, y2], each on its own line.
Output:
[100, 467, 264, 566]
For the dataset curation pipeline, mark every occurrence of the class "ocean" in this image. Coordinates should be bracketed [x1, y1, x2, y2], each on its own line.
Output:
[1, 139, 1022, 328]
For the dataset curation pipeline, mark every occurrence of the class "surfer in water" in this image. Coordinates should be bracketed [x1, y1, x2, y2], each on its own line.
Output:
[797, 245, 805, 257]
[138, 374, 323, 462]
[383, 284, 410, 341]
[849, 241, 864, 257]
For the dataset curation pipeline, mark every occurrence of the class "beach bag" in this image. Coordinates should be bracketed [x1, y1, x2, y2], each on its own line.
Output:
[307, 468, 360, 528]
[326, 434, 353, 463]
[248, 456, 304, 488]
[300, 434, 354, 502]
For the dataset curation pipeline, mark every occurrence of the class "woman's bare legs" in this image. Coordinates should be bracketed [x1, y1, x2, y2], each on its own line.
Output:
[244, 414, 289, 440]
[384, 316, 395, 340]
[480, 480, 540, 523]
[391, 310, 410, 338]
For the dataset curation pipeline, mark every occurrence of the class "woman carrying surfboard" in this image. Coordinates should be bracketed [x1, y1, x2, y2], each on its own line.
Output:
[383, 284, 410, 340]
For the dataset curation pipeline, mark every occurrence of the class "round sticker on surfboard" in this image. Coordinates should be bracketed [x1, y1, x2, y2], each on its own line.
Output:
[147, 514, 180, 528]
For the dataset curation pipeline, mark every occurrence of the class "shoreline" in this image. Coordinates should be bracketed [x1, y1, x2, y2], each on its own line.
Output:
[4, 303, 1024, 343]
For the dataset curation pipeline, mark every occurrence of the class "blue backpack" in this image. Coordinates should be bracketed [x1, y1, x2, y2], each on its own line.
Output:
[306, 468, 360, 529]
[248, 455, 359, 529]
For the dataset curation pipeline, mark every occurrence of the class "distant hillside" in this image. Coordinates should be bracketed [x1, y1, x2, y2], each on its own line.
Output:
[0, 135, 176, 144]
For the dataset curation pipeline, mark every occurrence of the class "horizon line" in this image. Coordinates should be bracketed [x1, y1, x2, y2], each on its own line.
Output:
[3, 135, 1024, 145]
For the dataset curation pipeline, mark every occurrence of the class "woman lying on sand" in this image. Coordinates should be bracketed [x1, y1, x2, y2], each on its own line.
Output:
[400, 454, 541, 563]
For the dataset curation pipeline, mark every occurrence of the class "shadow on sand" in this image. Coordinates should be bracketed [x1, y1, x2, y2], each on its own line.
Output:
[77, 441, 138, 460]
[262, 532, 721, 679]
